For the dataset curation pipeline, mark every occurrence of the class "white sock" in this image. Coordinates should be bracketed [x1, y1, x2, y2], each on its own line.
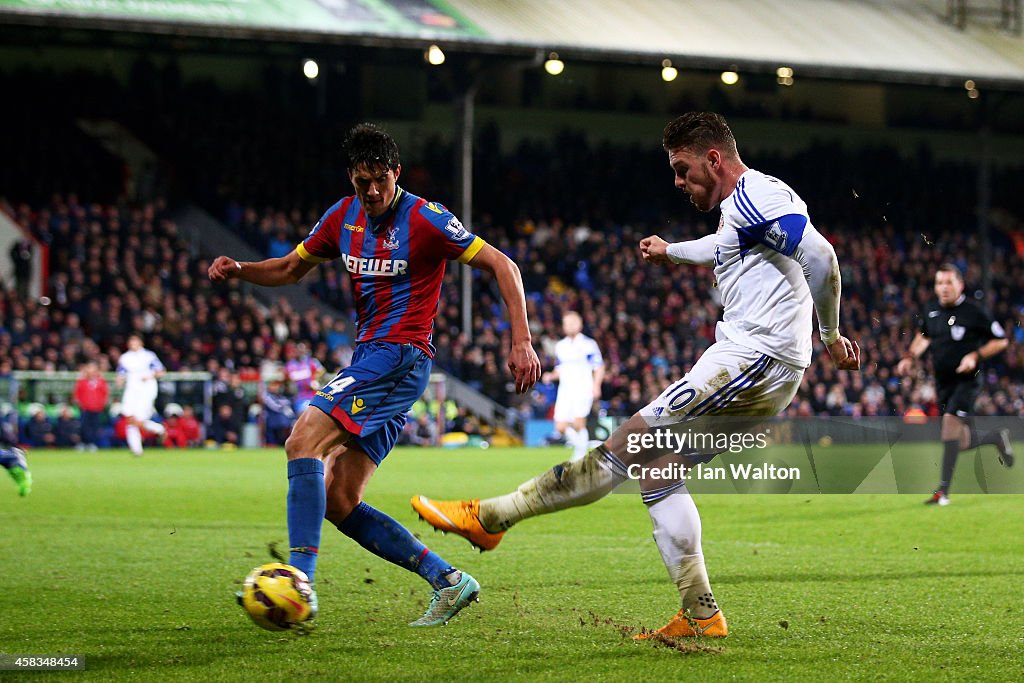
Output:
[143, 420, 166, 435]
[564, 426, 579, 448]
[480, 448, 621, 531]
[571, 427, 589, 461]
[647, 492, 719, 619]
[126, 425, 143, 455]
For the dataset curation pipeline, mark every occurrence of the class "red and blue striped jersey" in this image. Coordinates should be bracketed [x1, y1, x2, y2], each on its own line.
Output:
[296, 187, 485, 357]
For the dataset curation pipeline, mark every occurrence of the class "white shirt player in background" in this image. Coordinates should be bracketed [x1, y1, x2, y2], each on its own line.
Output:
[117, 334, 166, 456]
[542, 312, 604, 460]
[411, 112, 861, 641]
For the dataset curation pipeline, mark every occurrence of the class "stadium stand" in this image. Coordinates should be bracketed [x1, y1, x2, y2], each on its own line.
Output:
[1, 55, 1022, 450]
[3, 134, 1022, 454]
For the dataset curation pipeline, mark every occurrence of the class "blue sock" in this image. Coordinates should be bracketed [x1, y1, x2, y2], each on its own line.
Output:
[336, 501, 458, 590]
[286, 458, 326, 584]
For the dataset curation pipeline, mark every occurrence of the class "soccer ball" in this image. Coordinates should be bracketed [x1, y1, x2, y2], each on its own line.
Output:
[238, 563, 315, 631]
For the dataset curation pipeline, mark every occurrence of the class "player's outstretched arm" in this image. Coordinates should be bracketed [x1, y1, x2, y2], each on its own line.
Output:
[208, 250, 316, 287]
[640, 234, 717, 266]
[465, 243, 541, 394]
[793, 227, 860, 371]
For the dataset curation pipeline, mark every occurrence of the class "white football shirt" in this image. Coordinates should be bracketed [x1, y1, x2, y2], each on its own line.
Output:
[713, 169, 816, 368]
[117, 348, 165, 401]
[554, 334, 603, 397]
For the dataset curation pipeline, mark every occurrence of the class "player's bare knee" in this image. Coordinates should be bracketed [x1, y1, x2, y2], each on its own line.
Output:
[325, 489, 361, 525]
[284, 409, 344, 460]
[605, 412, 651, 455]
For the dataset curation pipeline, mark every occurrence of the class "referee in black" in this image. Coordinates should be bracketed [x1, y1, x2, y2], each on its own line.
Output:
[896, 263, 1013, 505]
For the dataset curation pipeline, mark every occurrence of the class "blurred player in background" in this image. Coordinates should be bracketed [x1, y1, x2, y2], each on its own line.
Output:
[0, 414, 31, 496]
[209, 123, 541, 627]
[414, 112, 860, 639]
[116, 334, 166, 457]
[896, 264, 1012, 506]
[543, 311, 604, 460]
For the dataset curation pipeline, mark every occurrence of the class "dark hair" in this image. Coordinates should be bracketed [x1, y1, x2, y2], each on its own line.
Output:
[343, 123, 400, 172]
[662, 112, 738, 158]
[937, 263, 964, 282]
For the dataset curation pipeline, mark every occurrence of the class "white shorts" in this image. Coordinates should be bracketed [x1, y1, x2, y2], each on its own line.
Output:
[122, 388, 158, 421]
[640, 339, 802, 425]
[553, 389, 594, 423]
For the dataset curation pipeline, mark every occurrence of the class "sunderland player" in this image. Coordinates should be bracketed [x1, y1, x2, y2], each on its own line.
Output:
[896, 264, 1012, 506]
[117, 334, 166, 457]
[543, 312, 604, 460]
[413, 112, 860, 639]
[208, 123, 541, 627]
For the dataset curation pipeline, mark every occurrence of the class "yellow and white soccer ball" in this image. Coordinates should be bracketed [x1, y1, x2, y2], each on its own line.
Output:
[238, 563, 314, 631]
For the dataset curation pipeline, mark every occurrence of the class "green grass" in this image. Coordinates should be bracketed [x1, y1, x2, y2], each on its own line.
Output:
[1, 447, 1023, 681]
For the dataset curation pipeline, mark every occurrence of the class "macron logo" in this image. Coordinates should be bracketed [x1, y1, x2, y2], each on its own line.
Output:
[342, 253, 408, 276]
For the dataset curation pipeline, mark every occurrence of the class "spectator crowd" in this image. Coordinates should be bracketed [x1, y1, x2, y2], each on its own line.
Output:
[3, 124, 1023, 452]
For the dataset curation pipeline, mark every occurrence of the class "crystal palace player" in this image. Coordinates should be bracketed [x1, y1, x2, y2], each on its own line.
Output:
[896, 264, 1012, 506]
[209, 123, 541, 627]
[413, 112, 860, 639]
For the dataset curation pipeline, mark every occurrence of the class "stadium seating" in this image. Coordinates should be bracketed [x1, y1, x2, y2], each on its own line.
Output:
[2, 67, 1022, 450]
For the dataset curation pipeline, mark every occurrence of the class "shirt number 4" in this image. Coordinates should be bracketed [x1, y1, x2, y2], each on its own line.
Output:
[324, 375, 356, 395]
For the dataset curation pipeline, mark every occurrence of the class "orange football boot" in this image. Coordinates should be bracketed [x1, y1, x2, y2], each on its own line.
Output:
[634, 609, 728, 639]
[411, 496, 505, 551]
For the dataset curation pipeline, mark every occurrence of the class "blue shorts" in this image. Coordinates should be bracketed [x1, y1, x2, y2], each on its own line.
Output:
[310, 341, 431, 465]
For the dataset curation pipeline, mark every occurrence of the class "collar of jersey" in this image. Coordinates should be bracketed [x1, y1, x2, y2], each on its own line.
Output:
[941, 294, 966, 308]
[366, 186, 404, 232]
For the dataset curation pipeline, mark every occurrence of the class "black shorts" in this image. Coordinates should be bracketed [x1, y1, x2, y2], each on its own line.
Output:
[936, 380, 979, 418]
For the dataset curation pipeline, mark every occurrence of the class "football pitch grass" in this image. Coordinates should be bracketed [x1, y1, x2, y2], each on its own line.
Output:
[2, 446, 1023, 682]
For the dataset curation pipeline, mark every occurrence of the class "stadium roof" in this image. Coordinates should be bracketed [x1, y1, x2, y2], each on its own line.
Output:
[1, 0, 1022, 87]
[447, 0, 1024, 87]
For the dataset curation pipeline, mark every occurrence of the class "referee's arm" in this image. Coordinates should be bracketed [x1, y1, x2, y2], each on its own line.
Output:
[956, 337, 1009, 374]
[896, 333, 931, 376]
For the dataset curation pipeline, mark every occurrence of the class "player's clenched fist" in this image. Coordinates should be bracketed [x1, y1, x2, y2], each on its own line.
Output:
[208, 255, 242, 282]
[639, 235, 673, 264]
